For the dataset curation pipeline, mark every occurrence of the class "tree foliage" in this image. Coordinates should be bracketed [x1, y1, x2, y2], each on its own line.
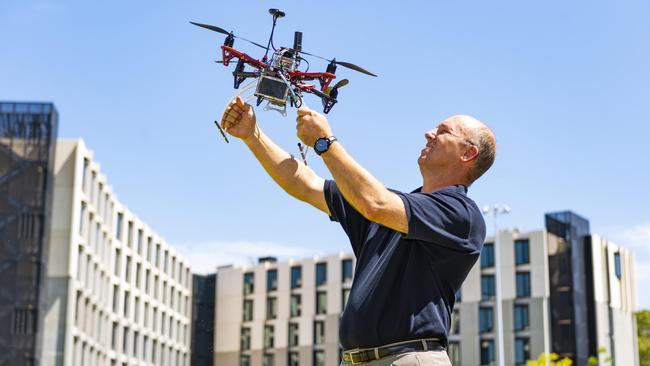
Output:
[527, 352, 573, 366]
[638, 310, 650, 366]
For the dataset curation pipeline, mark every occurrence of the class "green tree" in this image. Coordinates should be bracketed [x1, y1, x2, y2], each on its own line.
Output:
[527, 352, 573, 366]
[587, 346, 612, 365]
[638, 310, 650, 366]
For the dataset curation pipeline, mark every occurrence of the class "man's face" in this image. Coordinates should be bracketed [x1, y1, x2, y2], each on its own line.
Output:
[418, 117, 475, 172]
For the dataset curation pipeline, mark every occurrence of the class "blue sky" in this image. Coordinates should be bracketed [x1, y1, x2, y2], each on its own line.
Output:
[2, 0, 649, 307]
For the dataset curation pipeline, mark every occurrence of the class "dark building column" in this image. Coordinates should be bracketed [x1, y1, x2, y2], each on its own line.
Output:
[545, 211, 594, 366]
[0, 102, 58, 366]
[191, 273, 216, 366]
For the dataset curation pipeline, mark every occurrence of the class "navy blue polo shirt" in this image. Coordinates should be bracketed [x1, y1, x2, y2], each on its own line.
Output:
[324, 180, 485, 349]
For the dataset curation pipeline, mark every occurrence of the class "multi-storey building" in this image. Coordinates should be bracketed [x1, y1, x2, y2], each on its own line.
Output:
[0, 102, 58, 366]
[213, 211, 638, 366]
[215, 254, 355, 366]
[450, 211, 638, 366]
[41, 139, 194, 366]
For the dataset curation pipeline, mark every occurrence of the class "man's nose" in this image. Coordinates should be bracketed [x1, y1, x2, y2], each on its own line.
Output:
[424, 129, 437, 141]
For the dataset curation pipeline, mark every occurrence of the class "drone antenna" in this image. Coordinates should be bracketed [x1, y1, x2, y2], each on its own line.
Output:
[264, 9, 285, 58]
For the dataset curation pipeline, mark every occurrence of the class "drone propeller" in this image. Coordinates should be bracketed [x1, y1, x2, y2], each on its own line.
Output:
[190, 21, 267, 49]
[299, 51, 377, 77]
[325, 79, 349, 94]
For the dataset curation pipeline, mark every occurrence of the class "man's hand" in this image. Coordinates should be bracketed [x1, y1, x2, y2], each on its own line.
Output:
[221, 96, 257, 141]
[296, 106, 333, 146]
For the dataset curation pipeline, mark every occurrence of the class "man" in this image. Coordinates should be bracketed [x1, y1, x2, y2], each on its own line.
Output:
[221, 96, 496, 366]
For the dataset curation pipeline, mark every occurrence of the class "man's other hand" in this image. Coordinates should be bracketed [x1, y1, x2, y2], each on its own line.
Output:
[221, 96, 257, 141]
[296, 106, 333, 146]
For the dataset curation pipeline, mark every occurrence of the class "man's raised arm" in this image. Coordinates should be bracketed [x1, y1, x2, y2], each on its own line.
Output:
[221, 97, 330, 215]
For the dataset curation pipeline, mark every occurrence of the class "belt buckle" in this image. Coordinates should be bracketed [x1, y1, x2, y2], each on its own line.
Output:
[347, 350, 364, 365]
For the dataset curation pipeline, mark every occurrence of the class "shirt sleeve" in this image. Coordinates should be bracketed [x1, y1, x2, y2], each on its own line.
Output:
[323, 180, 371, 254]
[394, 190, 479, 253]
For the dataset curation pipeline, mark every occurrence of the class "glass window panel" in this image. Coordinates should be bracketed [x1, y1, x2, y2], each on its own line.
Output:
[313, 321, 325, 344]
[516, 272, 531, 298]
[316, 291, 327, 315]
[266, 297, 277, 319]
[267, 269, 278, 291]
[515, 338, 530, 364]
[315, 263, 327, 286]
[342, 259, 353, 282]
[291, 266, 302, 289]
[515, 239, 530, 265]
[481, 243, 494, 268]
[480, 339, 495, 365]
[244, 273, 254, 295]
[290, 294, 301, 317]
[481, 275, 495, 301]
[479, 307, 493, 333]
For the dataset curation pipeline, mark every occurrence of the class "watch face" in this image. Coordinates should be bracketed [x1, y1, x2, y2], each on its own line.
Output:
[315, 138, 328, 153]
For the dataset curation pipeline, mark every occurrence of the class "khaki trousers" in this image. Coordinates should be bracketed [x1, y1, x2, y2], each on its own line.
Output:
[341, 351, 452, 366]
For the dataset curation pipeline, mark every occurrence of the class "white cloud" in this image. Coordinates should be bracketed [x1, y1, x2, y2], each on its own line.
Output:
[174, 241, 324, 275]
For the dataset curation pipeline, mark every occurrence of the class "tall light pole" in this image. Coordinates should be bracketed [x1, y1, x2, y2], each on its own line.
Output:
[482, 204, 510, 366]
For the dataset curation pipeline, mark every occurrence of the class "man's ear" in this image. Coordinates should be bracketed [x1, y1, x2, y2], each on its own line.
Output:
[461, 145, 479, 162]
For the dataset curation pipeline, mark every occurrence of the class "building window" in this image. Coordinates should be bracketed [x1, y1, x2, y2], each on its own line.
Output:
[515, 239, 530, 265]
[481, 243, 494, 268]
[315, 262, 327, 286]
[243, 300, 253, 322]
[264, 325, 274, 348]
[267, 269, 278, 291]
[267, 297, 277, 319]
[314, 321, 325, 344]
[313, 350, 325, 366]
[516, 272, 531, 298]
[241, 327, 251, 350]
[316, 291, 327, 315]
[288, 323, 299, 347]
[291, 266, 302, 289]
[481, 275, 495, 301]
[342, 259, 353, 282]
[115, 212, 123, 240]
[79, 202, 86, 235]
[514, 304, 529, 330]
[448, 342, 461, 365]
[240, 355, 251, 366]
[450, 309, 460, 335]
[515, 338, 530, 365]
[480, 339, 495, 365]
[263, 353, 274, 366]
[125, 256, 132, 282]
[290, 294, 301, 317]
[614, 252, 622, 278]
[244, 272, 254, 295]
[342, 289, 351, 310]
[289, 351, 300, 366]
[479, 307, 493, 333]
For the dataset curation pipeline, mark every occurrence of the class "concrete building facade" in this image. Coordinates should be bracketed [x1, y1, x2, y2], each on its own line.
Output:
[450, 211, 638, 366]
[214, 254, 355, 366]
[41, 139, 193, 366]
[213, 211, 637, 366]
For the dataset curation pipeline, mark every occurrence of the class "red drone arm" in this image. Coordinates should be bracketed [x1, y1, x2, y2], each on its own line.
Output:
[288, 71, 336, 92]
[220, 45, 267, 69]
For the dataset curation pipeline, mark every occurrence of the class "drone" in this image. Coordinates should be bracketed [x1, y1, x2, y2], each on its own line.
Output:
[190, 8, 377, 119]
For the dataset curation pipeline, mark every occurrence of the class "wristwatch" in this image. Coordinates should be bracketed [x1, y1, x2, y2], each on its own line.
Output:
[313, 136, 338, 155]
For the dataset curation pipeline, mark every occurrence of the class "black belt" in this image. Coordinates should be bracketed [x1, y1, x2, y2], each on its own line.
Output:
[342, 338, 446, 365]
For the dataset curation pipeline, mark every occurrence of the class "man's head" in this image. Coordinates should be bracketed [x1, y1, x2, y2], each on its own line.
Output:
[418, 115, 496, 186]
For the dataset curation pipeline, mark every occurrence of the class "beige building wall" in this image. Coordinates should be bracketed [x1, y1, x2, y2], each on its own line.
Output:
[42, 139, 193, 366]
[215, 253, 355, 366]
